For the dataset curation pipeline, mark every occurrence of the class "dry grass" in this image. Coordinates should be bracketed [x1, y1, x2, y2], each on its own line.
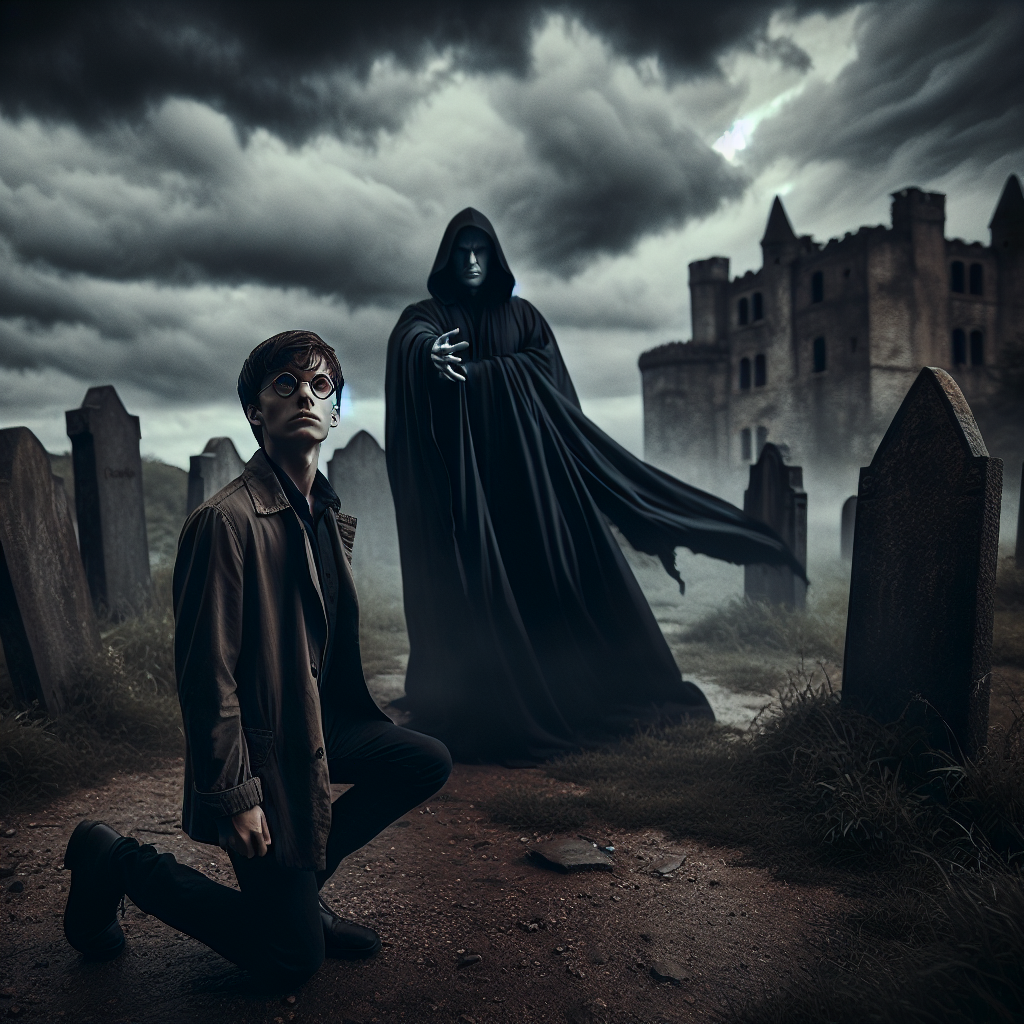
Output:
[0, 568, 181, 810]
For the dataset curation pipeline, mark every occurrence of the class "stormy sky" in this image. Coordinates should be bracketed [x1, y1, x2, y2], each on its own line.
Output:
[0, 1, 1021, 467]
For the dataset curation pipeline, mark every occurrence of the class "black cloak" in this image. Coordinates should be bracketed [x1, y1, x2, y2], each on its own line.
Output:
[386, 208, 805, 762]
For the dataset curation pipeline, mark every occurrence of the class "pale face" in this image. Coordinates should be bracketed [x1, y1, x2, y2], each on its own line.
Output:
[246, 358, 338, 448]
[452, 227, 491, 291]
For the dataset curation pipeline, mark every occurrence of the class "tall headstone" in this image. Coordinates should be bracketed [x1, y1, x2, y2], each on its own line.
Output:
[66, 386, 152, 618]
[187, 437, 246, 514]
[842, 368, 1001, 756]
[327, 432, 401, 598]
[743, 443, 807, 609]
[0, 428, 101, 714]
[1016, 462, 1023, 569]
[840, 495, 858, 561]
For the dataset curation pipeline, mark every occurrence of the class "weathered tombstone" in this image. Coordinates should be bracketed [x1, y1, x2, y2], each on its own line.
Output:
[327, 431, 401, 597]
[743, 443, 807, 609]
[0, 428, 101, 714]
[1016, 462, 1023, 569]
[842, 367, 1001, 756]
[66, 386, 152, 618]
[841, 495, 858, 561]
[187, 437, 246, 514]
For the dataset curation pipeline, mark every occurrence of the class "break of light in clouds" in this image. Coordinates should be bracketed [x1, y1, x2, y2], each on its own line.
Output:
[0, 2, 1020, 467]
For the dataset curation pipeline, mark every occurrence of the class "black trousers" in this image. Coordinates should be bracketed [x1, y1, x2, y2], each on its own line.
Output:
[114, 719, 451, 989]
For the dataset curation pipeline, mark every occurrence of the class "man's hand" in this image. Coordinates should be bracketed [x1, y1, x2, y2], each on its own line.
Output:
[430, 328, 469, 383]
[217, 806, 272, 859]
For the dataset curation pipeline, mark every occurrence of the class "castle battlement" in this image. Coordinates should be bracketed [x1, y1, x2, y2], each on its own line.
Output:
[639, 176, 1024, 494]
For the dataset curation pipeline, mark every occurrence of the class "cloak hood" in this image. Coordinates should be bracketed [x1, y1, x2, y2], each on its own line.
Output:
[427, 207, 516, 305]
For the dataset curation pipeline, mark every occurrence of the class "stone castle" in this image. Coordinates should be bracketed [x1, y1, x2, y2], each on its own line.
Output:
[638, 176, 1024, 498]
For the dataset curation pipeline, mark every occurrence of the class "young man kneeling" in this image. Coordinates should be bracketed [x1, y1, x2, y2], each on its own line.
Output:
[62, 330, 452, 990]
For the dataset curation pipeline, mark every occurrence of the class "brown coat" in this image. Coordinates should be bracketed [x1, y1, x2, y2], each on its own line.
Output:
[172, 451, 388, 870]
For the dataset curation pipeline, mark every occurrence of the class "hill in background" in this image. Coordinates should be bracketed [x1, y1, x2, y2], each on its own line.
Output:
[48, 452, 188, 567]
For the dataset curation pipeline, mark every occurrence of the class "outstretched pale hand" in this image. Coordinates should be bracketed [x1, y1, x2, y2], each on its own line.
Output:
[218, 805, 272, 859]
[430, 328, 469, 383]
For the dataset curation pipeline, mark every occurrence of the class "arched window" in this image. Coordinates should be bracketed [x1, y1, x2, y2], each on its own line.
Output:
[969, 263, 984, 296]
[811, 271, 823, 303]
[738, 297, 749, 326]
[739, 357, 751, 390]
[741, 428, 752, 462]
[754, 353, 767, 387]
[813, 337, 826, 372]
[756, 426, 769, 456]
[752, 292, 764, 320]
[970, 330, 984, 366]
[952, 329, 966, 365]
[950, 261, 965, 293]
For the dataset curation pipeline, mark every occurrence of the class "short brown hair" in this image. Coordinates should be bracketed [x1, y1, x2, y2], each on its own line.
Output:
[238, 330, 344, 446]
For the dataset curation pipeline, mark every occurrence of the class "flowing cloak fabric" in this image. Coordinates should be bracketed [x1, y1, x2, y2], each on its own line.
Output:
[385, 208, 806, 762]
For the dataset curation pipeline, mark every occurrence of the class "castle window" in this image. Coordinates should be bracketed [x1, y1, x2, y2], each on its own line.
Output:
[811, 271, 823, 303]
[952, 328, 966, 364]
[752, 292, 763, 320]
[738, 297, 749, 326]
[739, 357, 751, 390]
[813, 337, 826, 373]
[950, 261, 965, 293]
[741, 428, 752, 462]
[969, 263, 984, 296]
[970, 330, 984, 366]
[754, 354, 767, 387]
[756, 426, 769, 456]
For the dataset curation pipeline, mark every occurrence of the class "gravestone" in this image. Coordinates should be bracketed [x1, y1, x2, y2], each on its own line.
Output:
[187, 437, 246, 514]
[743, 443, 807, 609]
[842, 367, 1001, 757]
[0, 427, 101, 714]
[1016, 463, 1023, 569]
[841, 496, 858, 561]
[66, 386, 152, 618]
[327, 431, 401, 599]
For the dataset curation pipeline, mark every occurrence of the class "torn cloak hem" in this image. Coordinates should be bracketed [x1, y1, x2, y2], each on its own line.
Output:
[385, 293, 804, 762]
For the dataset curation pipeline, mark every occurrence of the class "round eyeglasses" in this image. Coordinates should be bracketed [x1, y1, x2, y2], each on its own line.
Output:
[258, 371, 337, 402]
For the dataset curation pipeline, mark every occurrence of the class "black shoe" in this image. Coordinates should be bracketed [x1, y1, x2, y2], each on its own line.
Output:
[63, 820, 128, 961]
[318, 895, 381, 959]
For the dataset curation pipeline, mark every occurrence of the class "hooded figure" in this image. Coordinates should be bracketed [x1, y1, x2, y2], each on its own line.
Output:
[385, 208, 805, 762]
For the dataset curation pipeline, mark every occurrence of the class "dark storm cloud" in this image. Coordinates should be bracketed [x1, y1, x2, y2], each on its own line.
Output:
[0, 1, 850, 140]
[746, 2, 1024, 180]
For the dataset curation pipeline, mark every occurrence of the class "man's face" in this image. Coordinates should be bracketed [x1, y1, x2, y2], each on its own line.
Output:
[246, 358, 337, 448]
[452, 227, 491, 290]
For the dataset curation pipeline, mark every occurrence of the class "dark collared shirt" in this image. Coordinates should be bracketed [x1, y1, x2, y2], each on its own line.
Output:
[266, 456, 342, 683]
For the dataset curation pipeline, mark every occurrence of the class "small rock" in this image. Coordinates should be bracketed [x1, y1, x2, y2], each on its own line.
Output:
[530, 840, 613, 873]
[457, 1015, 477, 1024]
[7, 881, 24, 894]
[651, 854, 686, 875]
[8, 1006, 23, 1017]
[282, 994, 297, 1005]
[3, 830, 15, 838]
[457, 954, 483, 968]
[650, 960, 692, 984]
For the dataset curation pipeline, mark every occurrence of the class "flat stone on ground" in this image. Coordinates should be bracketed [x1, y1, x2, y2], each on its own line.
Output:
[528, 839, 614, 872]
[651, 854, 686, 875]
[650, 960, 691, 984]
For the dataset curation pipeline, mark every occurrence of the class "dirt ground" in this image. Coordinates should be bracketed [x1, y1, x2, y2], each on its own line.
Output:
[0, 759, 855, 1024]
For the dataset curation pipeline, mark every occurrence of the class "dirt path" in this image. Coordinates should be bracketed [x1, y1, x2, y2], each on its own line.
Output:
[0, 761, 852, 1024]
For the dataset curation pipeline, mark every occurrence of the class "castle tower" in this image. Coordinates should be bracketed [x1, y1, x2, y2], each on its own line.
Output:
[759, 197, 799, 379]
[688, 257, 729, 343]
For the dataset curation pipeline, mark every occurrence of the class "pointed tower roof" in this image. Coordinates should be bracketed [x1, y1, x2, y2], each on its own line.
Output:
[761, 196, 796, 244]
[989, 174, 1024, 228]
